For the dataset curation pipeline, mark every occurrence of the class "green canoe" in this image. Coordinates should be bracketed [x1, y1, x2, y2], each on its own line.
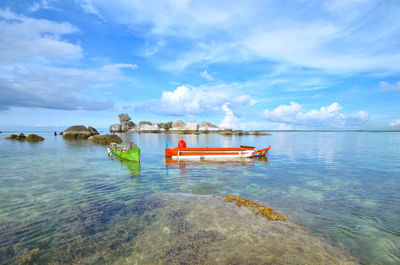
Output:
[107, 142, 140, 162]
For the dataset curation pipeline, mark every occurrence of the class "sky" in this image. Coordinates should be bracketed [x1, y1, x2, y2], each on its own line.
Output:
[0, 0, 399, 130]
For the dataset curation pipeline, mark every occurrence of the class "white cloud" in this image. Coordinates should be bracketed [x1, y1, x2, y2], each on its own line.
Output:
[263, 102, 369, 128]
[390, 120, 400, 127]
[277, 123, 293, 130]
[380, 81, 400, 92]
[219, 103, 239, 129]
[157, 84, 253, 116]
[0, 9, 82, 63]
[200, 70, 214, 81]
[76, 1, 400, 73]
[0, 63, 137, 110]
[29, 0, 55, 12]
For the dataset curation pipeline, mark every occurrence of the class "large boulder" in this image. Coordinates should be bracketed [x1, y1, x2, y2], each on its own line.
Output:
[170, 120, 185, 131]
[109, 124, 122, 132]
[16, 133, 26, 141]
[63, 125, 96, 140]
[139, 123, 162, 132]
[199, 121, 220, 132]
[184, 120, 199, 131]
[121, 120, 135, 132]
[119, 113, 131, 122]
[88, 134, 122, 145]
[5, 134, 18, 140]
[26, 134, 45, 142]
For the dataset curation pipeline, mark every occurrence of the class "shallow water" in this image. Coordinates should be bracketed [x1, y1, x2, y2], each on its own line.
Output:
[0, 132, 399, 264]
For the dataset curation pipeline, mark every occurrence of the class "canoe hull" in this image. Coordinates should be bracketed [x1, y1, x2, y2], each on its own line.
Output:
[107, 146, 140, 162]
[165, 146, 270, 160]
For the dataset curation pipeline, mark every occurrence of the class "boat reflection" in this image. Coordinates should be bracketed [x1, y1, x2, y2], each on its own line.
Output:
[165, 157, 270, 169]
[109, 155, 141, 177]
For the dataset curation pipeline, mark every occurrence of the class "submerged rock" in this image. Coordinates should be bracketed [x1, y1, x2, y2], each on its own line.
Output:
[0, 193, 359, 265]
[117, 193, 358, 265]
[88, 134, 122, 145]
[26, 134, 45, 142]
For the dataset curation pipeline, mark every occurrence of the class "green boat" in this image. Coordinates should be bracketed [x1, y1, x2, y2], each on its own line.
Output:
[107, 142, 140, 162]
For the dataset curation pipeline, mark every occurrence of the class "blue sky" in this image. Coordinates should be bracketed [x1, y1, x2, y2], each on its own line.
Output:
[0, 0, 399, 130]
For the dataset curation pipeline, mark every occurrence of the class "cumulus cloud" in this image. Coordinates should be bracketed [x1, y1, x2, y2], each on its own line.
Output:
[380, 81, 400, 92]
[263, 102, 369, 128]
[219, 103, 239, 129]
[157, 84, 254, 116]
[29, 0, 55, 12]
[0, 9, 82, 63]
[0, 64, 137, 110]
[200, 70, 214, 81]
[390, 120, 400, 127]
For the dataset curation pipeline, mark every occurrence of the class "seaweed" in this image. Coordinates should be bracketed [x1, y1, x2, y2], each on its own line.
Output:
[225, 195, 286, 221]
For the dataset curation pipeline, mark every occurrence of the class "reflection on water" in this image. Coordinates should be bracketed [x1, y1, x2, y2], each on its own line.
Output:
[0, 132, 399, 264]
[109, 155, 141, 177]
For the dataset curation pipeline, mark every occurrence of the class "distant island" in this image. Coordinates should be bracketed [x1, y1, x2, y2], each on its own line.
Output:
[108, 114, 270, 136]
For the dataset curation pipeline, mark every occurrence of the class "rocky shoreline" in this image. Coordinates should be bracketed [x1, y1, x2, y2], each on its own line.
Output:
[109, 114, 270, 136]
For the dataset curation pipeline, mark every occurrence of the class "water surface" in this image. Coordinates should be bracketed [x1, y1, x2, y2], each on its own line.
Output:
[0, 132, 399, 264]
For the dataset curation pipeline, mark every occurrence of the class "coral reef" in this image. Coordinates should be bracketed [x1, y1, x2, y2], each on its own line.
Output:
[225, 195, 286, 221]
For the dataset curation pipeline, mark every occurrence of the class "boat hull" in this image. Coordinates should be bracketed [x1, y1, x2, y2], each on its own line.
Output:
[108, 146, 140, 161]
[165, 146, 270, 160]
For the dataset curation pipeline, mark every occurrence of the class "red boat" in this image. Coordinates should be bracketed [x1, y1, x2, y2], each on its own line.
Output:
[165, 139, 270, 160]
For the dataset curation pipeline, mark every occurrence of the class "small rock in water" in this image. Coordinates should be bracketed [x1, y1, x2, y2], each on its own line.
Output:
[5, 134, 18, 140]
[88, 134, 122, 145]
[26, 134, 45, 142]
[15, 133, 26, 141]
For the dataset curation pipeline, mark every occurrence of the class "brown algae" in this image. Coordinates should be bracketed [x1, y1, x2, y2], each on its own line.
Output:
[225, 194, 286, 221]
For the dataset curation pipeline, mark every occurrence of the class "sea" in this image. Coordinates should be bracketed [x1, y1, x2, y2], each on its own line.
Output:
[0, 131, 399, 264]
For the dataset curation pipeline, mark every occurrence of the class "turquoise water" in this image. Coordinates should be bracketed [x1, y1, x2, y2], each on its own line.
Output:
[0, 132, 399, 264]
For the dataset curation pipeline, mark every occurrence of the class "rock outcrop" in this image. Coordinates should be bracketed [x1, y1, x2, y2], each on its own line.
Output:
[88, 134, 122, 145]
[108, 114, 251, 134]
[109, 113, 136, 132]
[88, 126, 99, 135]
[252, 131, 270, 136]
[109, 124, 121, 132]
[170, 120, 185, 131]
[199, 121, 220, 132]
[121, 121, 135, 132]
[5, 133, 45, 142]
[119, 114, 131, 122]
[16, 133, 26, 140]
[5, 134, 18, 140]
[63, 125, 98, 140]
[184, 120, 199, 131]
[26, 134, 45, 142]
